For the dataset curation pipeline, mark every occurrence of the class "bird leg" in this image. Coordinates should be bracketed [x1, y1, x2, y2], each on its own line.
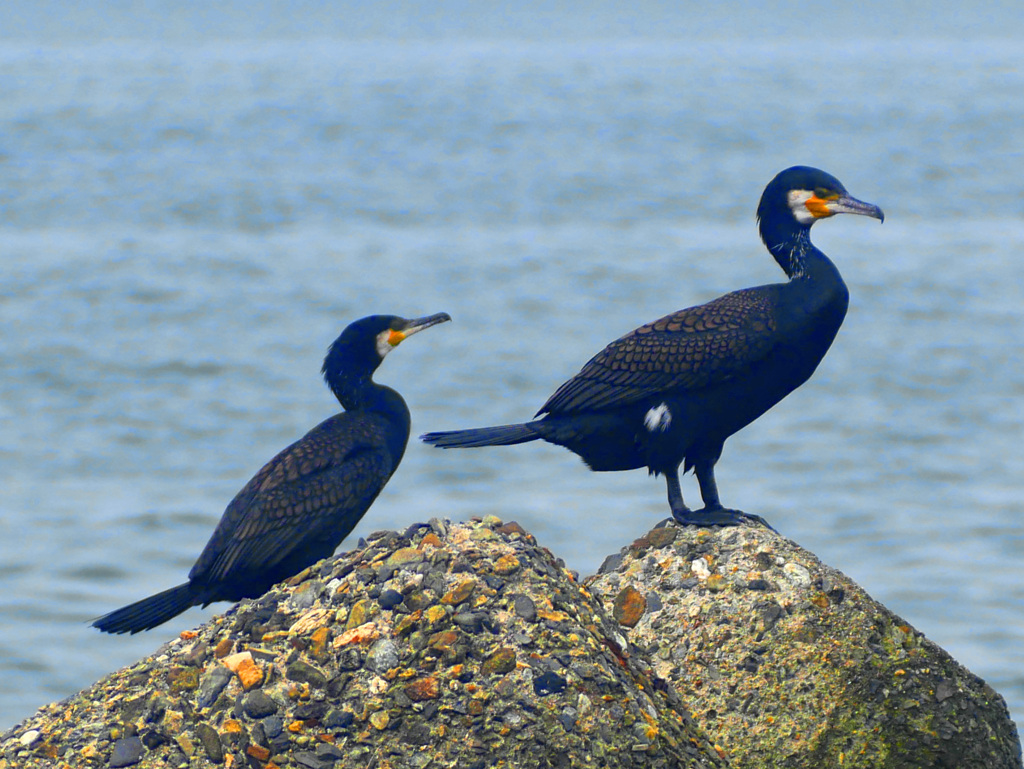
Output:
[667, 462, 776, 531]
[666, 469, 689, 519]
[694, 459, 722, 510]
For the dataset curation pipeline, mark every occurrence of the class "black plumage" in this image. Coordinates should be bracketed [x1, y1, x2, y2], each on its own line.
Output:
[422, 166, 883, 527]
[93, 312, 450, 634]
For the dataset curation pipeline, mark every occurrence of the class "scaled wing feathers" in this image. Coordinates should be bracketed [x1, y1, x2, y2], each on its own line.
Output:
[539, 289, 777, 414]
[189, 413, 394, 585]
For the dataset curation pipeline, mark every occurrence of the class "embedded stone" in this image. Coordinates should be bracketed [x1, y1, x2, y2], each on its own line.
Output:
[646, 526, 678, 548]
[404, 677, 440, 701]
[213, 637, 233, 659]
[481, 647, 517, 676]
[513, 594, 537, 622]
[706, 574, 726, 593]
[109, 736, 143, 768]
[335, 622, 379, 646]
[612, 585, 646, 628]
[246, 744, 271, 762]
[242, 690, 279, 719]
[197, 667, 233, 708]
[194, 722, 223, 763]
[494, 555, 521, 575]
[346, 599, 373, 629]
[221, 652, 263, 690]
[386, 547, 424, 571]
[441, 578, 477, 606]
[366, 639, 400, 674]
[533, 670, 567, 696]
[286, 660, 329, 689]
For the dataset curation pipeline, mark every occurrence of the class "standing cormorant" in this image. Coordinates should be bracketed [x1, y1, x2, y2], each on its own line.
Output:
[422, 166, 882, 527]
[94, 312, 451, 634]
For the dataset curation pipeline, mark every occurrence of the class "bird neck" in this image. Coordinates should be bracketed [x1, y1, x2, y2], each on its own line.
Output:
[760, 221, 838, 283]
[330, 374, 407, 419]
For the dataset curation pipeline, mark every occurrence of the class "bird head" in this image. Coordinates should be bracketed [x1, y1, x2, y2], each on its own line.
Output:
[322, 312, 452, 389]
[758, 166, 885, 231]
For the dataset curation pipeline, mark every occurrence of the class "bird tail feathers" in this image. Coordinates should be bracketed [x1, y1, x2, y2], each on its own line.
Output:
[92, 582, 200, 635]
[421, 423, 540, 448]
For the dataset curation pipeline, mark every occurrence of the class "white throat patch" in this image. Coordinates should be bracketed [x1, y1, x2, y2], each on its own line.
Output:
[644, 403, 672, 432]
[376, 330, 396, 358]
[787, 189, 817, 225]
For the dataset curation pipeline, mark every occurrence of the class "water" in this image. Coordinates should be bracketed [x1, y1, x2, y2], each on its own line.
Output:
[1, 3, 1023, 735]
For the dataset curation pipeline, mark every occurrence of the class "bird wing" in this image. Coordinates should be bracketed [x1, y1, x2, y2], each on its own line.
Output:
[539, 287, 779, 414]
[189, 413, 395, 585]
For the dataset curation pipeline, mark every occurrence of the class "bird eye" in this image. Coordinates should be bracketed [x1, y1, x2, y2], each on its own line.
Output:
[814, 187, 833, 199]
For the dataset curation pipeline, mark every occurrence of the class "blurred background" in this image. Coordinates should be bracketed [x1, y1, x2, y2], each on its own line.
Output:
[1, 0, 1022, 733]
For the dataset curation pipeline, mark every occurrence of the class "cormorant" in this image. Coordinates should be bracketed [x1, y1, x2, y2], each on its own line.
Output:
[94, 312, 451, 634]
[422, 166, 882, 527]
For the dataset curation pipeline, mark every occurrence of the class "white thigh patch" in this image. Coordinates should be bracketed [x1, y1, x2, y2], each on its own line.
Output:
[644, 403, 672, 432]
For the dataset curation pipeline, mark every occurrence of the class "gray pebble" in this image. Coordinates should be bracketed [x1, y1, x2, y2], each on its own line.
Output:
[261, 716, 284, 739]
[294, 750, 330, 769]
[511, 630, 534, 647]
[242, 690, 279, 718]
[559, 707, 578, 732]
[513, 594, 537, 622]
[287, 660, 329, 689]
[366, 638, 400, 673]
[197, 667, 233, 709]
[194, 722, 223, 763]
[109, 735, 143, 768]
[323, 709, 355, 729]
[290, 583, 321, 610]
[316, 742, 346, 761]
[453, 611, 487, 632]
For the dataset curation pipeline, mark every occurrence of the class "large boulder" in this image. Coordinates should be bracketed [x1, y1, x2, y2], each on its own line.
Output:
[0, 517, 726, 769]
[588, 522, 1022, 769]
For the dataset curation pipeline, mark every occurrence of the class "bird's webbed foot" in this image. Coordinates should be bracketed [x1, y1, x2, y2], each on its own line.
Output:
[671, 505, 777, 533]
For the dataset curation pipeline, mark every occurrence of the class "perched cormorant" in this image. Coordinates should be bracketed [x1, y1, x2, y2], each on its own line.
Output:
[422, 167, 883, 527]
[94, 312, 450, 634]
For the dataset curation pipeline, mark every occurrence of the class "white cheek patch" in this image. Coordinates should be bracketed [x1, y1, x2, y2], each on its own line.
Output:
[644, 403, 672, 433]
[787, 189, 817, 225]
[376, 330, 395, 358]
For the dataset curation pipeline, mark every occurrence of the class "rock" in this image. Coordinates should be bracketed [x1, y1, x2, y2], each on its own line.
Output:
[18, 730, 40, 747]
[365, 638, 400, 673]
[533, 670, 567, 696]
[196, 666, 233, 708]
[612, 585, 646, 627]
[109, 736, 143, 767]
[241, 690, 278, 718]
[286, 660, 328, 689]
[588, 522, 1023, 769]
[194, 722, 223, 764]
[1, 517, 1016, 769]
[513, 593, 537, 622]
[404, 676, 440, 701]
[220, 652, 263, 690]
[377, 588, 404, 610]
[480, 646, 517, 675]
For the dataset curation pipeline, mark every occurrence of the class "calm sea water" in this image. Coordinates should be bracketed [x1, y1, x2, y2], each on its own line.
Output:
[1, 9, 1023, 735]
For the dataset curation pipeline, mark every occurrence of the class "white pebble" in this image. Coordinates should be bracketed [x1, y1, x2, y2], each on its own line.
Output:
[783, 562, 812, 586]
[20, 730, 41, 747]
[691, 557, 711, 579]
